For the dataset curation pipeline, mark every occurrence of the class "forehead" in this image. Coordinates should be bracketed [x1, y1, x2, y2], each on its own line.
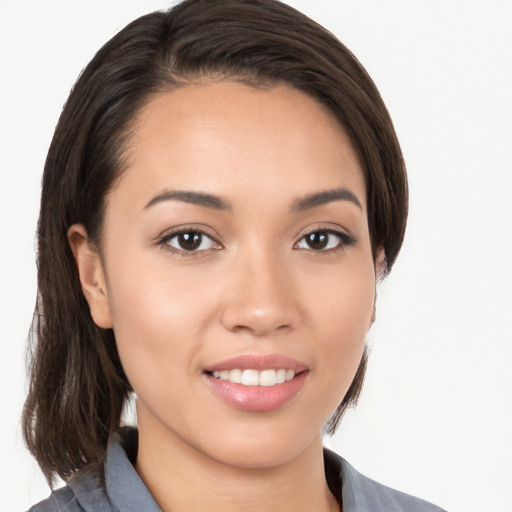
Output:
[116, 81, 366, 211]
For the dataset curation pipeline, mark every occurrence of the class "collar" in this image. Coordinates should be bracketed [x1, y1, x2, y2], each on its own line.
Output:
[68, 427, 444, 512]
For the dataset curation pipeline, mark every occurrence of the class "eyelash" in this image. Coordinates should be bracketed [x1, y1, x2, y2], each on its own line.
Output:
[156, 227, 222, 257]
[294, 227, 356, 253]
[155, 226, 356, 256]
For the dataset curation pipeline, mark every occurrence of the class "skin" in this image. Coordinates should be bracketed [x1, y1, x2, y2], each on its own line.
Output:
[70, 82, 381, 512]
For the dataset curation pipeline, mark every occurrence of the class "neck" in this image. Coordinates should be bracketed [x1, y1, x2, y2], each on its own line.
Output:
[134, 413, 339, 512]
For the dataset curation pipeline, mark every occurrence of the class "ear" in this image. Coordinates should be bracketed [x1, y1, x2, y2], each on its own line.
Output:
[370, 247, 386, 326]
[375, 246, 387, 281]
[68, 224, 113, 329]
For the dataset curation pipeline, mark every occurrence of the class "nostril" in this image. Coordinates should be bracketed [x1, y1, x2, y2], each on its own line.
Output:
[227, 322, 293, 337]
[219, 279, 301, 335]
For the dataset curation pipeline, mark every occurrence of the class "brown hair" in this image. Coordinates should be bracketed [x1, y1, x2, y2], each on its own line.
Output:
[23, 0, 407, 484]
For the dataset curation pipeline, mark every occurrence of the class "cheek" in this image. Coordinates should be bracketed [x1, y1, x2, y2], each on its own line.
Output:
[307, 256, 375, 340]
[104, 255, 202, 386]
[305, 259, 375, 404]
[107, 244, 205, 329]
[103, 250, 229, 398]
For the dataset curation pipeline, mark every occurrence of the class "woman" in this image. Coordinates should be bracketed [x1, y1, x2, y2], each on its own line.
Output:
[23, 0, 446, 510]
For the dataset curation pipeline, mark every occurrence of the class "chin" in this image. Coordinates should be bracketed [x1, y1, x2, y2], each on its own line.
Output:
[192, 422, 323, 470]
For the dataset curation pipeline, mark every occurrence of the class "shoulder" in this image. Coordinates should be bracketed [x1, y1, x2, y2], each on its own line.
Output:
[324, 449, 448, 512]
[341, 458, 447, 512]
[26, 428, 151, 512]
[27, 485, 82, 512]
[26, 470, 114, 512]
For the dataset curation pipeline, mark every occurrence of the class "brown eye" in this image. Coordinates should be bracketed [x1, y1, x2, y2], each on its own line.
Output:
[303, 232, 329, 250]
[295, 230, 353, 252]
[177, 232, 202, 251]
[167, 231, 217, 252]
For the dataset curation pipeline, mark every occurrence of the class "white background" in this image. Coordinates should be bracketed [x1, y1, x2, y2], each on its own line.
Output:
[0, 1, 510, 511]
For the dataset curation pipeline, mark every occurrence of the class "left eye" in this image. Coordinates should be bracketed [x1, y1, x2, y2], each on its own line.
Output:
[296, 231, 344, 251]
[166, 231, 217, 252]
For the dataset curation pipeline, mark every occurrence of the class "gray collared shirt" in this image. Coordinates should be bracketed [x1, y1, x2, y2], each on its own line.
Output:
[28, 428, 447, 512]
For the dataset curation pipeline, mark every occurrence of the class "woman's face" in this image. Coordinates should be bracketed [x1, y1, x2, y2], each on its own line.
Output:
[86, 82, 377, 468]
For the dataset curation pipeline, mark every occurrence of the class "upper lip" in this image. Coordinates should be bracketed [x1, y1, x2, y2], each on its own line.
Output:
[203, 354, 308, 373]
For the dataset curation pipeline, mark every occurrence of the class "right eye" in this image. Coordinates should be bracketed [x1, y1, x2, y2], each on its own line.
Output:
[160, 230, 220, 255]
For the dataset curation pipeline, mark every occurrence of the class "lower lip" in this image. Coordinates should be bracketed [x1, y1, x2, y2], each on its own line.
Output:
[204, 372, 308, 412]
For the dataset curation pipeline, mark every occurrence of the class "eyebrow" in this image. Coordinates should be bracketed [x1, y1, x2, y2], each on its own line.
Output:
[143, 186, 362, 213]
[291, 187, 362, 212]
[144, 190, 232, 211]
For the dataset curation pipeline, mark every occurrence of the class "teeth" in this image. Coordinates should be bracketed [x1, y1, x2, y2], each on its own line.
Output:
[211, 368, 297, 386]
[241, 369, 260, 386]
[276, 369, 286, 384]
[229, 368, 242, 384]
[259, 369, 277, 387]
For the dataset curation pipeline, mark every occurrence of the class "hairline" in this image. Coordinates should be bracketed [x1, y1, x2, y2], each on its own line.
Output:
[94, 73, 365, 249]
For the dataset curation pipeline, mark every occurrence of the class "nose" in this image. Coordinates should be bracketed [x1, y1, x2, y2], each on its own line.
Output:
[220, 251, 301, 337]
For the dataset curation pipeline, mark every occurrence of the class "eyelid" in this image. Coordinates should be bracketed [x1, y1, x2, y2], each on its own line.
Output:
[294, 223, 356, 250]
[155, 223, 220, 239]
[295, 223, 353, 240]
[154, 224, 223, 254]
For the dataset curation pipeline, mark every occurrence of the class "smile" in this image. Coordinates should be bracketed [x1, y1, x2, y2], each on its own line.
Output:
[203, 354, 308, 412]
[211, 368, 296, 387]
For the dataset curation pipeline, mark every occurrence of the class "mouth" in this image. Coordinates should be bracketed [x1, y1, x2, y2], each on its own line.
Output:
[203, 354, 309, 412]
[207, 368, 299, 387]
